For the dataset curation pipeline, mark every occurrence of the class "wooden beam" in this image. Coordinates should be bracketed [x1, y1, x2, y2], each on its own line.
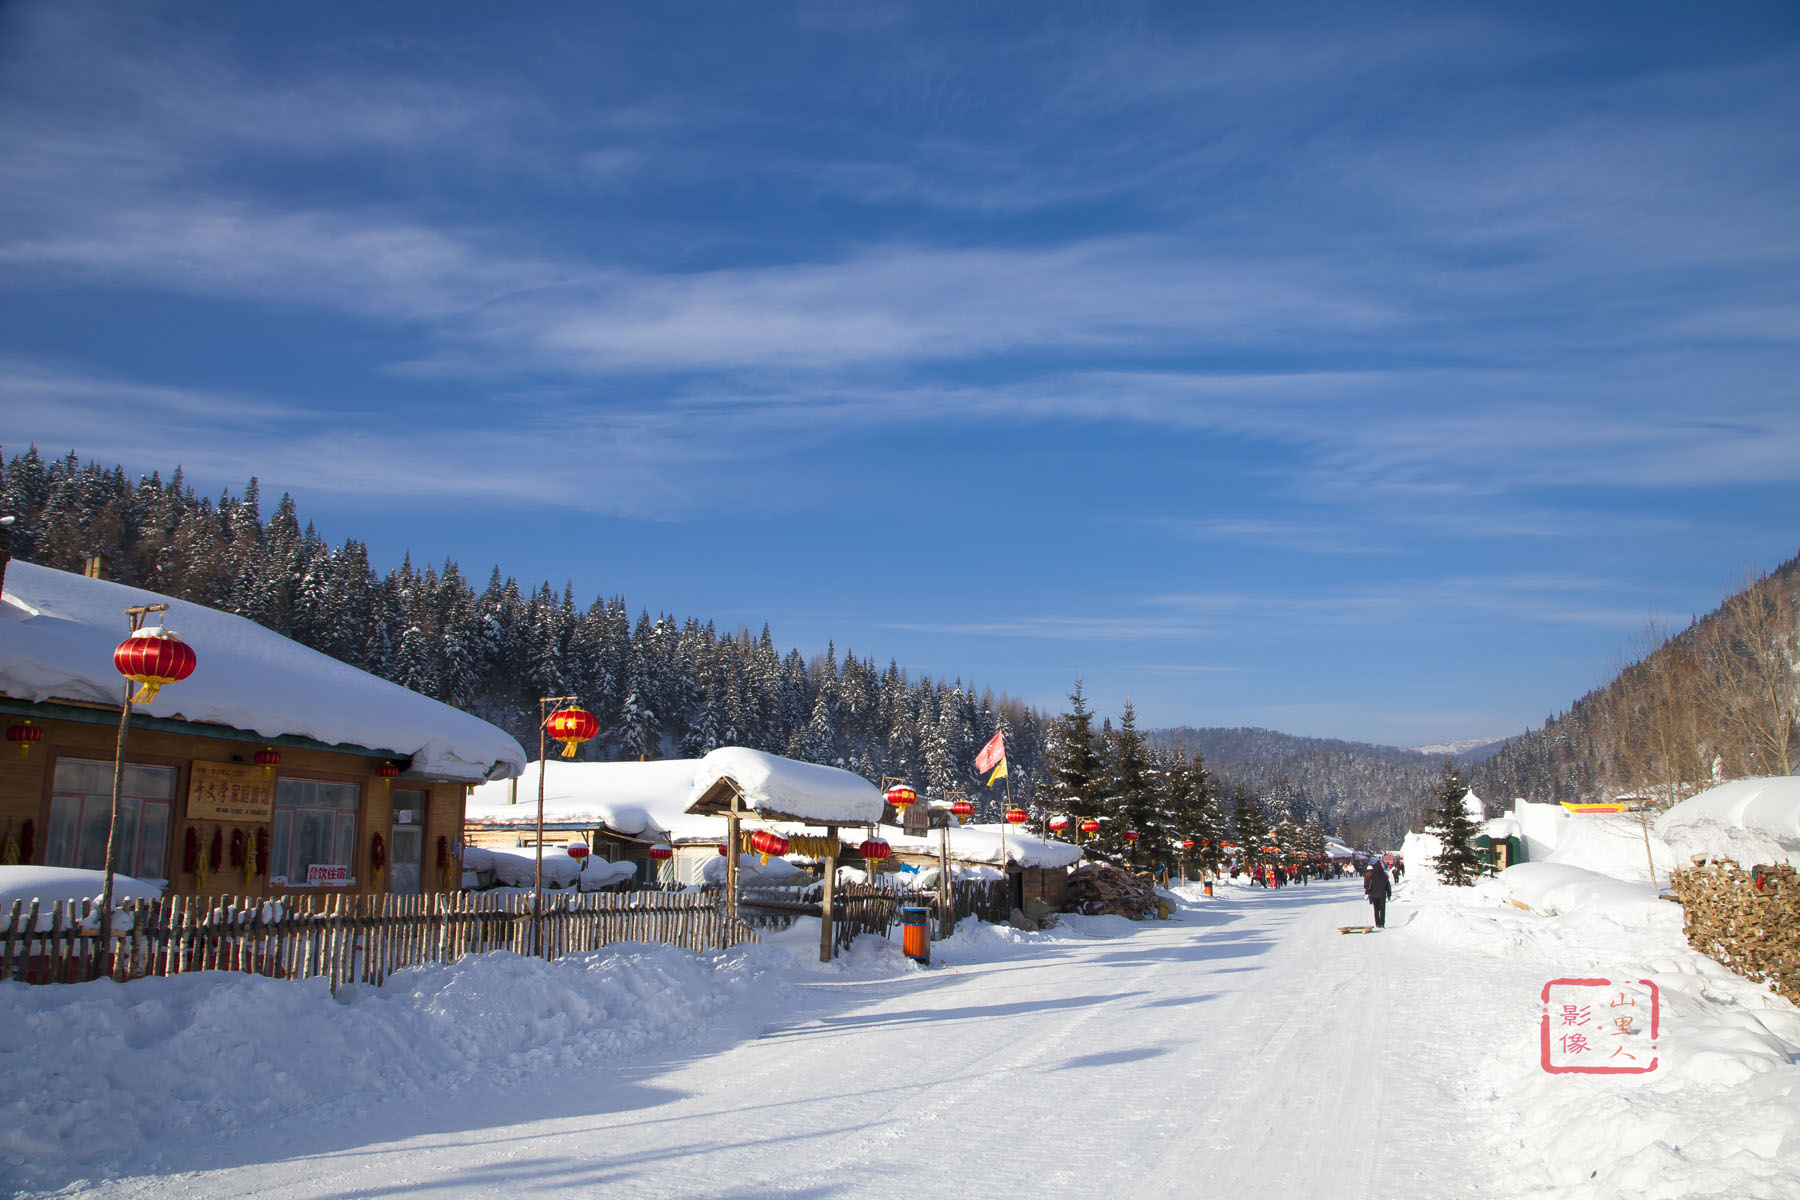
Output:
[820, 823, 838, 963]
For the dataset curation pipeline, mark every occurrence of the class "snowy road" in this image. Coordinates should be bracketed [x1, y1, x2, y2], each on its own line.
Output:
[66, 880, 1509, 1200]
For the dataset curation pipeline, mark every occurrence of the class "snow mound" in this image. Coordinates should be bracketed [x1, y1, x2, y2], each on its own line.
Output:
[1495, 862, 1665, 923]
[1656, 776, 1800, 870]
[0, 865, 163, 911]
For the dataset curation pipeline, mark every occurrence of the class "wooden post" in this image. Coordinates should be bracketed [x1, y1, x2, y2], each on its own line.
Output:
[725, 789, 741, 927]
[820, 824, 838, 963]
[938, 821, 952, 937]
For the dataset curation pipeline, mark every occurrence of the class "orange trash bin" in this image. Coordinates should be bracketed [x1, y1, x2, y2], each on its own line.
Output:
[901, 906, 930, 964]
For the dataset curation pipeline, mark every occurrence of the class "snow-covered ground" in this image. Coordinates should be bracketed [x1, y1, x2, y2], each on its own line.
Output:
[5, 865, 1796, 1197]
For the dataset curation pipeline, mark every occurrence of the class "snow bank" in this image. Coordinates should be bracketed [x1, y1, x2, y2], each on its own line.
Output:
[1405, 848, 1800, 1198]
[1656, 776, 1800, 870]
[688, 747, 883, 825]
[0, 943, 803, 1194]
[466, 759, 694, 837]
[1513, 800, 1570, 863]
[0, 563, 525, 783]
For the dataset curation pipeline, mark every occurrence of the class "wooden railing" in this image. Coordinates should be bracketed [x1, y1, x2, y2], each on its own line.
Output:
[0, 889, 760, 992]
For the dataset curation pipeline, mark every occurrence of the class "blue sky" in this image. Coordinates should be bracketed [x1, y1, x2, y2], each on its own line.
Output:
[2, 1, 1796, 747]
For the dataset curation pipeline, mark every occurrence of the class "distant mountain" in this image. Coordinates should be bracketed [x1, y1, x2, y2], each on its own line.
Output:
[1145, 726, 1449, 851]
[1412, 737, 1512, 764]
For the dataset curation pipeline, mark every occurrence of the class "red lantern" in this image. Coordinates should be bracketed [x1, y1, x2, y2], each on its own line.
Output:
[950, 798, 975, 820]
[253, 747, 281, 777]
[1201, 839, 1210, 847]
[1182, 839, 1194, 851]
[374, 762, 400, 789]
[546, 707, 598, 758]
[113, 627, 197, 705]
[1004, 807, 1029, 826]
[6, 721, 43, 758]
[1080, 819, 1100, 835]
[647, 843, 674, 861]
[1047, 816, 1070, 832]
[566, 842, 591, 861]
[1124, 831, 1140, 843]
[860, 837, 891, 862]
[717, 843, 729, 856]
[884, 784, 918, 811]
[748, 830, 789, 863]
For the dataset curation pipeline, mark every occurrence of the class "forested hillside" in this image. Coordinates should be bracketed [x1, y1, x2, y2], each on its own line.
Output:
[0, 448, 1050, 814]
[1472, 553, 1800, 807]
[1145, 727, 1446, 849]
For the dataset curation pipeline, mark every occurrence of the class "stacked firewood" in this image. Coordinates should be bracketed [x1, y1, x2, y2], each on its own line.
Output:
[1065, 862, 1160, 919]
[1670, 860, 1800, 1005]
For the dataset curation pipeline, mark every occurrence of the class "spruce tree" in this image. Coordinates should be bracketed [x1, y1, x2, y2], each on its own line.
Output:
[1426, 760, 1484, 885]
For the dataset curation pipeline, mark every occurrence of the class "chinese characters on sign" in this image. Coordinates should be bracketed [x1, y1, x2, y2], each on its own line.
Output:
[1541, 978, 1660, 1074]
[186, 761, 275, 822]
[305, 865, 351, 886]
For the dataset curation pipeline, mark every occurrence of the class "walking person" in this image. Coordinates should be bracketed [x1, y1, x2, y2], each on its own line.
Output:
[1364, 858, 1392, 929]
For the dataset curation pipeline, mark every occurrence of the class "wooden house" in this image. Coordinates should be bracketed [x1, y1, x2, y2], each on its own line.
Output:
[0, 562, 525, 899]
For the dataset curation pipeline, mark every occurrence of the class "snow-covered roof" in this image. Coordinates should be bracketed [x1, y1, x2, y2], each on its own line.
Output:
[466, 759, 697, 840]
[687, 747, 883, 826]
[1656, 776, 1800, 871]
[885, 823, 1084, 870]
[0, 562, 525, 783]
[1482, 817, 1522, 841]
[1324, 838, 1355, 859]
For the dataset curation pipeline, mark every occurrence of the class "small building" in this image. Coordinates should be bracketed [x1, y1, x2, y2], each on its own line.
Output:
[1475, 816, 1526, 872]
[0, 562, 525, 898]
[885, 822, 1084, 912]
[464, 758, 702, 886]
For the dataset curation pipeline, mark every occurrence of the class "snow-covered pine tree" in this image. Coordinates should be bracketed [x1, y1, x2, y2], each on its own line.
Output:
[1426, 760, 1484, 886]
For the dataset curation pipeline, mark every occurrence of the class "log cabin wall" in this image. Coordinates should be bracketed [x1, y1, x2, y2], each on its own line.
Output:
[0, 709, 466, 899]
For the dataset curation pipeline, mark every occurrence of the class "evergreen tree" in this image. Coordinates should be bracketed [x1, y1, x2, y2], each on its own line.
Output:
[1426, 760, 1484, 886]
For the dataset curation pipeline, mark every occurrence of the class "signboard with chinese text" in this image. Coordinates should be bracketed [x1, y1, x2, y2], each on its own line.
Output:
[1541, 978, 1659, 1074]
[187, 761, 275, 822]
[305, 865, 351, 886]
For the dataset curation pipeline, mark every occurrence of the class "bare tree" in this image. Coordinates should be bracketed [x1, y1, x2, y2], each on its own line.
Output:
[1701, 571, 1799, 778]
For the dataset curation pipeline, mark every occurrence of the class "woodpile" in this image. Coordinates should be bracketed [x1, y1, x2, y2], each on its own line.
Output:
[1065, 862, 1160, 919]
[1670, 860, 1800, 1005]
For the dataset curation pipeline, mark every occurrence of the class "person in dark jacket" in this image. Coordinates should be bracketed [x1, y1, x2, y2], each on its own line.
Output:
[1364, 860, 1392, 929]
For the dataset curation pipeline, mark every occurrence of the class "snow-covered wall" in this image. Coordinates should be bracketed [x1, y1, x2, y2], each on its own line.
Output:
[0, 563, 525, 782]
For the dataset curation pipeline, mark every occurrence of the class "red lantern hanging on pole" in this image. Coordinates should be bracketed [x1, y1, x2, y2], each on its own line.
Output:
[6, 721, 43, 757]
[546, 707, 598, 758]
[1124, 830, 1140, 843]
[860, 837, 891, 862]
[950, 798, 975, 821]
[748, 830, 789, 864]
[1047, 816, 1070, 833]
[647, 843, 674, 861]
[884, 784, 918, 813]
[113, 627, 197, 705]
[1004, 807, 1029, 826]
[1080, 819, 1100, 836]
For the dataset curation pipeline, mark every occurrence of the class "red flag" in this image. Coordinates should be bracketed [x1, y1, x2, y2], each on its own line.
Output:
[975, 730, 1006, 776]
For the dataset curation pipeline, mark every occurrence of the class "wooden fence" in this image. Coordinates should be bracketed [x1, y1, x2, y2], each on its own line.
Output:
[0, 889, 761, 992]
[1, 877, 1023, 992]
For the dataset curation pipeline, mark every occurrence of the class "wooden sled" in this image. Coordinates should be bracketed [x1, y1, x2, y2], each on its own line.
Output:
[1338, 925, 1377, 934]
